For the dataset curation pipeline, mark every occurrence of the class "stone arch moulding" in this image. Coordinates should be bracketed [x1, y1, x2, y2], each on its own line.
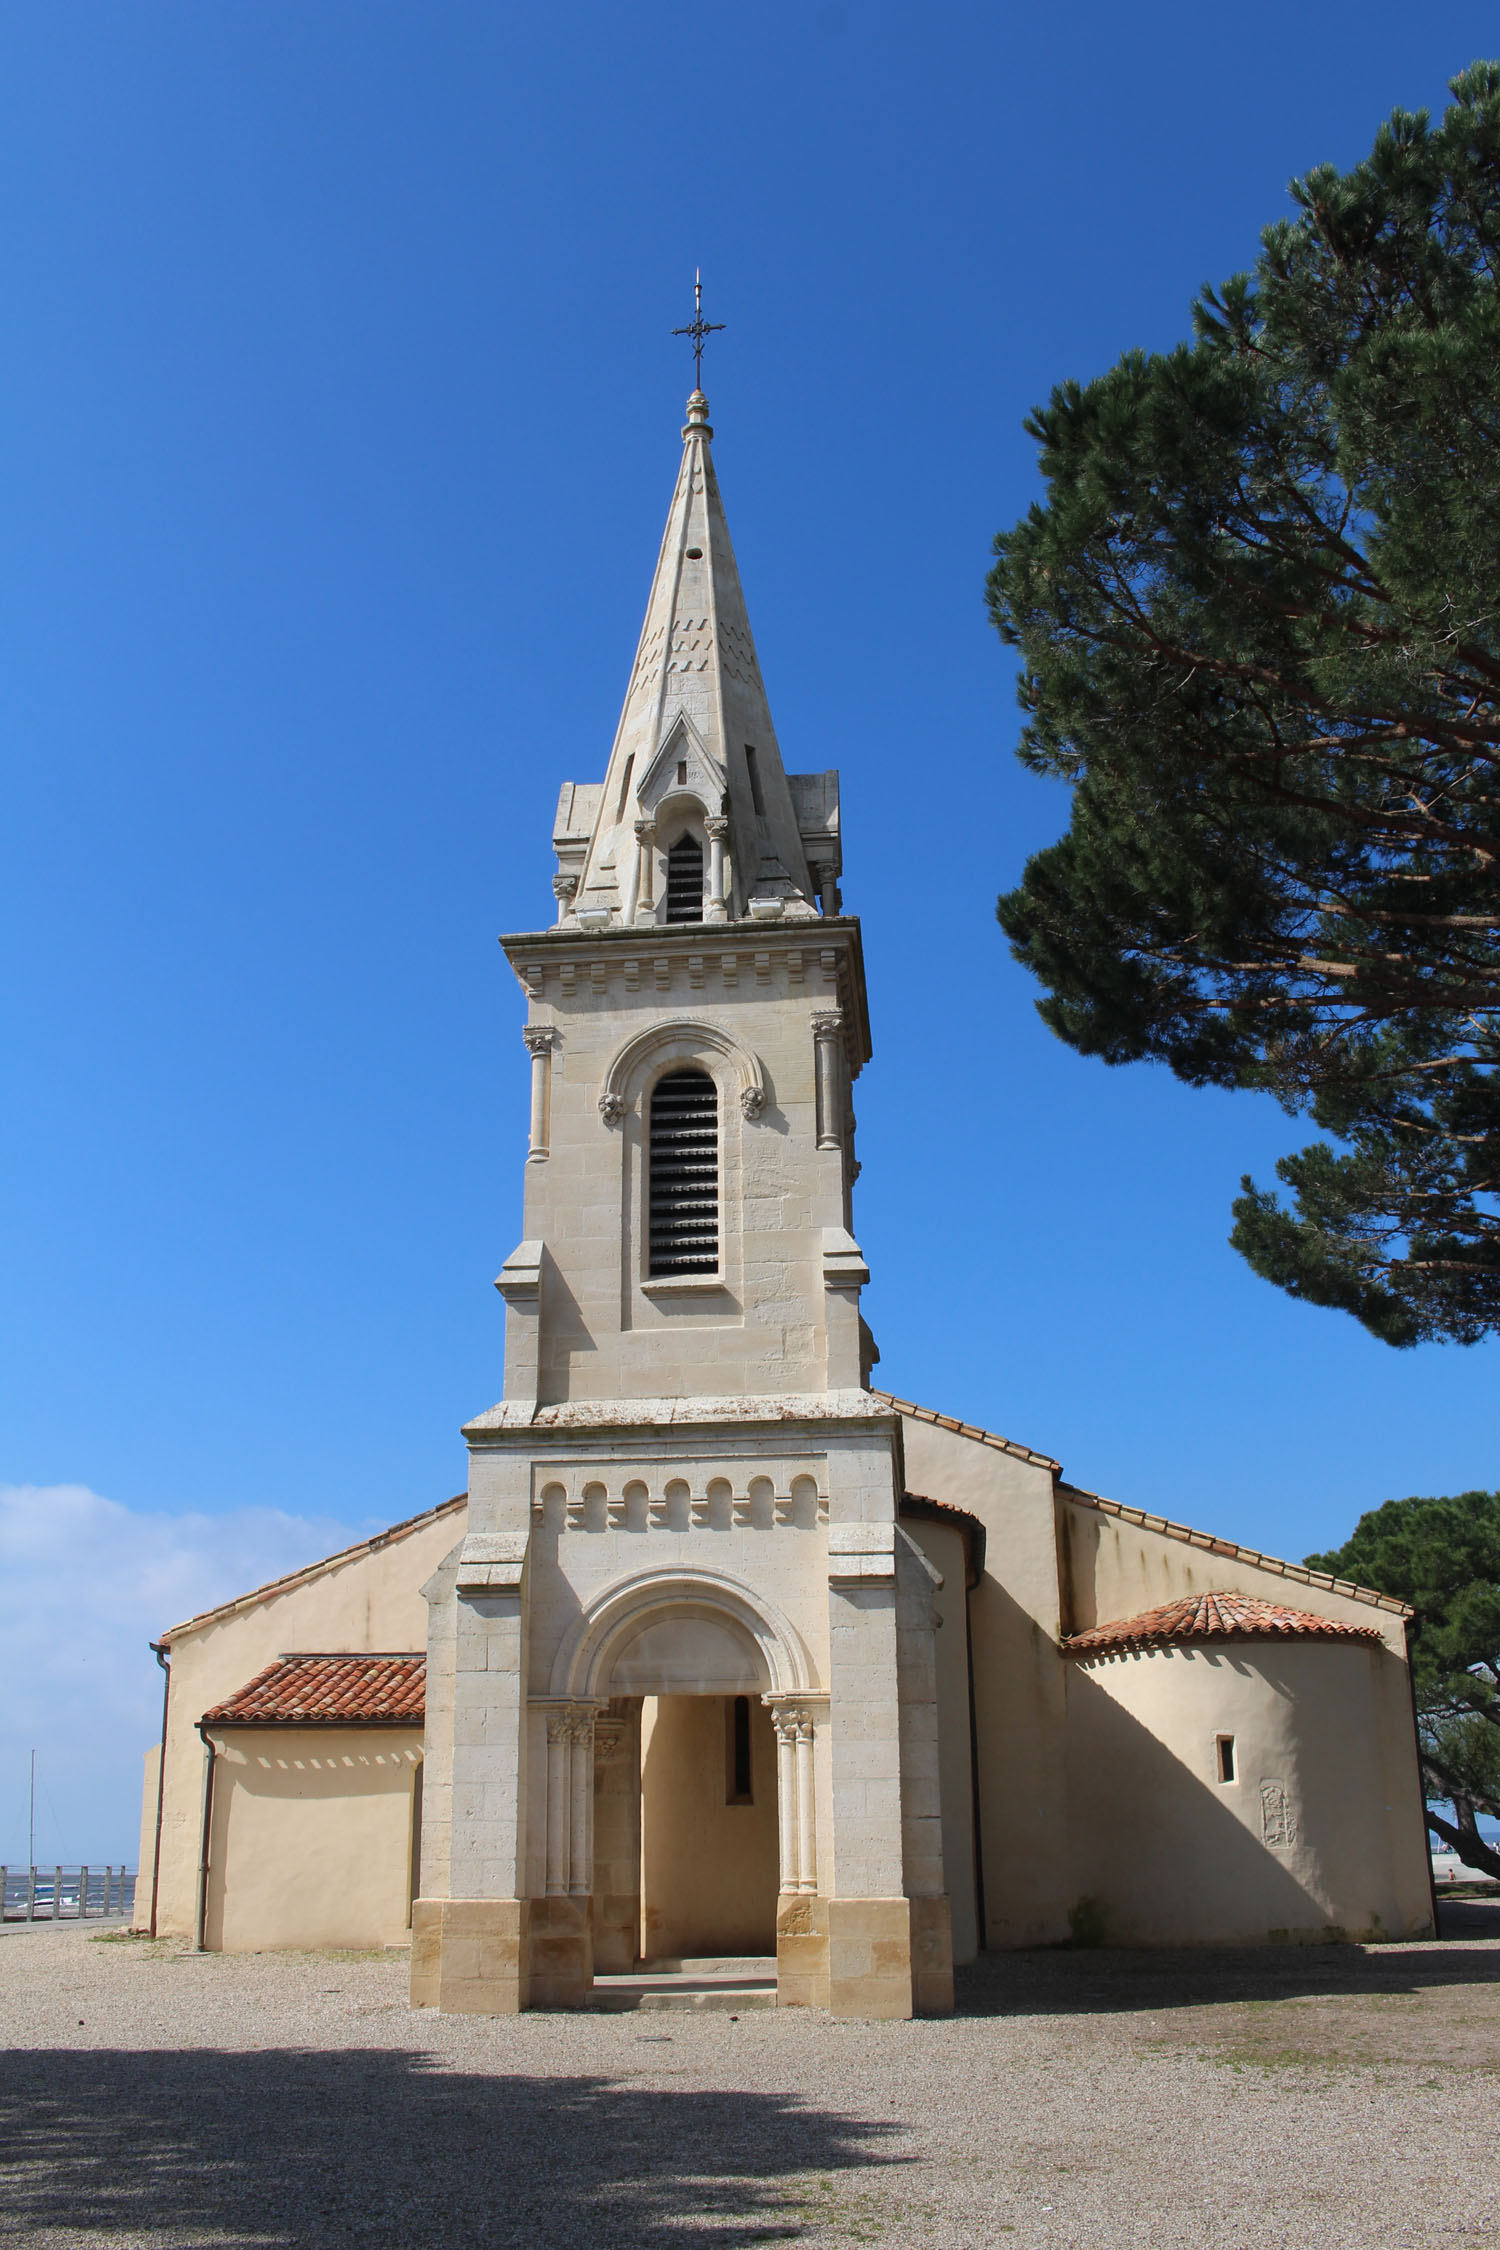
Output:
[598, 1017, 767, 1126]
[548, 1564, 815, 1700]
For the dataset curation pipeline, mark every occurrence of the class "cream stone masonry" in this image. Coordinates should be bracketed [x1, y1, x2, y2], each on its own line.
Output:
[135, 380, 1435, 1994]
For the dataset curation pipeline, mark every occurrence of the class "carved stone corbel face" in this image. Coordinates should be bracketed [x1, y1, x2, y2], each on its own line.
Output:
[598, 1091, 627, 1126]
[740, 1085, 766, 1121]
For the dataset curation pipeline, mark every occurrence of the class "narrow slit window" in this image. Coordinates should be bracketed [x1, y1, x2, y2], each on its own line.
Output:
[1216, 1735, 1236, 1784]
[649, 1069, 718, 1275]
[664, 831, 704, 922]
[615, 753, 635, 822]
[745, 744, 766, 815]
[727, 1694, 753, 1803]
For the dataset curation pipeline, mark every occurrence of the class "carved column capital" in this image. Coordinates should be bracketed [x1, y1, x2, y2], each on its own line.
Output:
[593, 1719, 629, 1767]
[810, 1010, 844, 1043]
[544, 1700, 601, 1745]
[764, 1695, 818, 1745]
[522, 1025, 559, 1058]
[704, 814, 729, 842]
[552, 872, 579, 903]
[633, 817, 658, 844]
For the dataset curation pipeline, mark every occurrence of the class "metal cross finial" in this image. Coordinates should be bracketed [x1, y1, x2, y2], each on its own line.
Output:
[672, 270, 725, 387]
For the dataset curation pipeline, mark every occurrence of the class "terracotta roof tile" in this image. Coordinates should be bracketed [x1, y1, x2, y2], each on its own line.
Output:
[202, 1654, 425, 1725]
[1064, 1591, 1383, 1657]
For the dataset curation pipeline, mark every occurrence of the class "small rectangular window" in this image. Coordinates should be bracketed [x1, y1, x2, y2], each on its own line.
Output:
[1216, 1734, 1236, 1784]
[726, 1694, 753, 1803]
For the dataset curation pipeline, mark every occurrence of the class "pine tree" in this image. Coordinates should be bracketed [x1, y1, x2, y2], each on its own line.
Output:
[988, 66, 1500, 1345]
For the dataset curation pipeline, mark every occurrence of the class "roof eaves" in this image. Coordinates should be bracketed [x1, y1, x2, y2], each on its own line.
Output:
[874, 1390, 1061, 1474]
[160, 1496, 467, 1645]
[1057, 1483, 1411, 1618]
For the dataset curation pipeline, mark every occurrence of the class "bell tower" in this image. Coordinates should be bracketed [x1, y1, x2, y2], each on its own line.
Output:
[410, 382, 954, 2024]
[494, 383, 872, 1410]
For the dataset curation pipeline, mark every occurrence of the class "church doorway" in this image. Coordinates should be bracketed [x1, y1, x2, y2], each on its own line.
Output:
[638, 1693, 779, 1959]
[582, 1597, 785, 1970]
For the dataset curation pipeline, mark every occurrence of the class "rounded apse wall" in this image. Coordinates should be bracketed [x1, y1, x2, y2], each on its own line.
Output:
[1064, 1637, 1414, 1945]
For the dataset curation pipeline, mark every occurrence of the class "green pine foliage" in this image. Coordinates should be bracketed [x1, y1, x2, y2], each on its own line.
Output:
[988, 66, 1500, 1345]
[1308, 1491, 1500, 1877]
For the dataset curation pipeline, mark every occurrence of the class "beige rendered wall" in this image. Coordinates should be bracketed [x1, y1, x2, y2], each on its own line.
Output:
[640, 1694, 779, 1957]
[897, 1409, 1432, 1951]
[1057, 1490, 1431, 1937]
[897, 1412, 1072, 1947]
[1066, 1641, 1433, 1942]
[143, 1502, 465, 1944]
[202, 1726, 422, 1952]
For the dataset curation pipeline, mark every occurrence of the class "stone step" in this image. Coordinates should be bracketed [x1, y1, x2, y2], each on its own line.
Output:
[583, 1980, 776, 2013]
[639, 1956, 776, 1977]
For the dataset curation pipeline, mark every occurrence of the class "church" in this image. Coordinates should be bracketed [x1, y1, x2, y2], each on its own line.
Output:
[134, 380, 1435, 2014]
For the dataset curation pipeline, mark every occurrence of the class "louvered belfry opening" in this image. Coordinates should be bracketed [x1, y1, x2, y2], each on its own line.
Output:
[664, 831, 705, 922]
[649, 1069, 719, 1275]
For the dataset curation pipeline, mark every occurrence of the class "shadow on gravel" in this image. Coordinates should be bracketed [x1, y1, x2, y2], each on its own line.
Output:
[955, 1893, 1500, 2019]
[0, 2049, 894, 2248]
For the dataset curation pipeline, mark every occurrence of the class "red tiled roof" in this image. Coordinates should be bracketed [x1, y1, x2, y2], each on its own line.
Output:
[1063, 1591, 1383, 1657]
[201, 1654, 426, 1725]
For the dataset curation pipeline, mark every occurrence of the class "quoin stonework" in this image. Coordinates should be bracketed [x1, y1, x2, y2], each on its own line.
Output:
[135, 387, 1436, 2010]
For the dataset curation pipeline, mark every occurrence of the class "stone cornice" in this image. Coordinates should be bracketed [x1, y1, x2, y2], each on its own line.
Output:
[462, 1388, 899, 1445]
[501, 917, 871, 1067]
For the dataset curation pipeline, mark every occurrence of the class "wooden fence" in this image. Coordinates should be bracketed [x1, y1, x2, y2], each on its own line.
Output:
[1, 1866, 136, 1921]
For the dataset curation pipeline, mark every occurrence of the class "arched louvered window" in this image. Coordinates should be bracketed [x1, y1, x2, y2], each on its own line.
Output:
[649, 1069, 718, 1275]
[664, 832, 705, 923]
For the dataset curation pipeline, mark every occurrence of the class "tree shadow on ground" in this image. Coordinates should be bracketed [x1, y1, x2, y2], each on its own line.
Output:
[955, 1893, 1500, 2018]
[0, 2049, 896, 2249]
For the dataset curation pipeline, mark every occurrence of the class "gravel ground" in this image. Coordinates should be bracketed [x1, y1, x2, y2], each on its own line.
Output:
[1, 1905, 1498, 2249]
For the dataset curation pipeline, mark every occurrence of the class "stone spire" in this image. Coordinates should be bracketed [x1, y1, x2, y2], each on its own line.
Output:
[551, 392, 837, 930]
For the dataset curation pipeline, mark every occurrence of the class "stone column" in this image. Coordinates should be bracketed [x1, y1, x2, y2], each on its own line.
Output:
[765, 1696, 825, 1894]
[568, 1711, 596, 1897]
[591, 1706, 641, 1972]
[812, 1011, 844, 1150]
[705, 814, 729, 921]
[795, 1713, 818, 1894]
[773, 1710, 798, 1894]
[522, 1027, 557, 1162]
[544, 1712, 571, 1896]
[634, 818, 657, 921]
[767, 1693, 829, 2009]
[531, 1699, 601, 2006]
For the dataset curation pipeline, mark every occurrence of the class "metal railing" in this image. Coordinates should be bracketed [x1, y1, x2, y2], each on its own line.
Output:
[1, 1866, 136, 1921]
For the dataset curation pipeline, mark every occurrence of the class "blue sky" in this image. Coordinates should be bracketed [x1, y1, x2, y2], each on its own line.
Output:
[4, 3, 1497, 1858]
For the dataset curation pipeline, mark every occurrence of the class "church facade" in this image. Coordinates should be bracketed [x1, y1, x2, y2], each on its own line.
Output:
[135, 388, 1435, 2011]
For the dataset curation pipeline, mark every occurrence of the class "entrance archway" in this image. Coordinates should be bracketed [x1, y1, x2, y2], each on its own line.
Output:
[544, 1571, 816, 1975]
